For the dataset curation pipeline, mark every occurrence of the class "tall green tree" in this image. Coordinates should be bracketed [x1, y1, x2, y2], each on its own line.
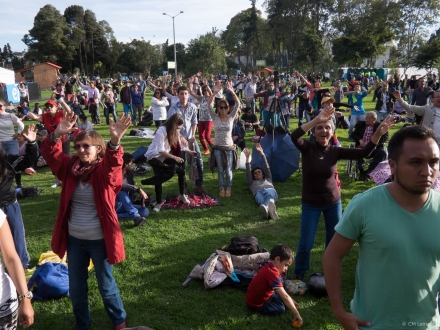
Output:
[412, 29, 440, 69]
[23, 5, 74, 63]
[64, 5, 86, 72]
[118, 39, 162, 76]
[393, 0, 440, 68]
[186, 29, 227, 76]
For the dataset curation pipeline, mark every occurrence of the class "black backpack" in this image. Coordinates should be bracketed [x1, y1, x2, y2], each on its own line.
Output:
[222, 236, 260, 256]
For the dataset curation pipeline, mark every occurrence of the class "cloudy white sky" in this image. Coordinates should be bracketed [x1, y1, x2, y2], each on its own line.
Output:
[0, 0, 266, 52]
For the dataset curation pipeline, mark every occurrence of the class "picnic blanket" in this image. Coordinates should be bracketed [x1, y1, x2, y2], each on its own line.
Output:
[162, 192, 222, 210]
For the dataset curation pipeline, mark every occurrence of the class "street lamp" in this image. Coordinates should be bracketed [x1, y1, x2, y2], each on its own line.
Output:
[163, 11, 184, 80]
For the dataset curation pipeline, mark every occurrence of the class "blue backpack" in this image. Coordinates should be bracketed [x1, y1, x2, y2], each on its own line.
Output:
[27, 263, 70, 300]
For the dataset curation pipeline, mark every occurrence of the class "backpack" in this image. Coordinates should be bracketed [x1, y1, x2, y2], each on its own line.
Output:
[222, 236, 260, 256]
[27, 262, 70, 300]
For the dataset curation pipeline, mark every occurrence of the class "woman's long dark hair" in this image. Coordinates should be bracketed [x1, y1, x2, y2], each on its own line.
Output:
[0, 150, 8, 183]
[162, 114, 184, 147]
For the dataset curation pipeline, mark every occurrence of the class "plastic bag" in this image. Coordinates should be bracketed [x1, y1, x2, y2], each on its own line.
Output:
[239, 151, 251, 170]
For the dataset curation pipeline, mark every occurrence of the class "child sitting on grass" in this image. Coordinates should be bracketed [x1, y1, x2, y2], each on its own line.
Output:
[246, 244, 302, 325]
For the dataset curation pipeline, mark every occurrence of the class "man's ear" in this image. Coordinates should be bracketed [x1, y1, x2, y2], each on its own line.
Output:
[388, 158, 396, 175]
[273, 256, 281, 263]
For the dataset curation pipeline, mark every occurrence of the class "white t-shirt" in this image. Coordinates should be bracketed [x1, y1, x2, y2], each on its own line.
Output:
[0, 210, 18, 317]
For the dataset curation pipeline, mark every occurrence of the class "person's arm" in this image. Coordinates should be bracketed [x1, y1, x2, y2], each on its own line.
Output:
[243, 148, 253, 187]
[392, 90, 426, 116]
[256, 143, 272, 181]
[7, 125, 38, 172]
[147, 79, 160, 90]
[226, 82, 240, 118]
[59, 98, 72, 112]
[11, 114, 24, 133]
[343, 90, 355, 96]
[0, 217, 34, 328]
[366, 83, 378, 95]
[299, 106, 335, 133]
[26, 112, 43, 122]
[323, 233, 370, 329]
[275, 286, 302, 325]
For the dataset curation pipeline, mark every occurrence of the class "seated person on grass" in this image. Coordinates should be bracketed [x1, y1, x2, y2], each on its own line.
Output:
[244, 144, 279, 220]
[115, 153, 149, 228]
[246, 244, 302, 326]
[350, 111, 388, 181]
[241, 106, 259, 131]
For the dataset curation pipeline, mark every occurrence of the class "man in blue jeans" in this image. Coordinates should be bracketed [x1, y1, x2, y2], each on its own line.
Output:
[167, 86, 208, 194]
[115, 153, 149, 227]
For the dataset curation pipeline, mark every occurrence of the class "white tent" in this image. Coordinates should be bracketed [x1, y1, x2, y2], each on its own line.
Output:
[0, 67, 15, 85]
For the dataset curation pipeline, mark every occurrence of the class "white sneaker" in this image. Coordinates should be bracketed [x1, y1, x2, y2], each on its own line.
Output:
[259, 204, 269, 219]
[268, 199, 279, 220]
[153, 202, 164, 212]
[50, 181, 59, 188]
[179, 194, 190, 204]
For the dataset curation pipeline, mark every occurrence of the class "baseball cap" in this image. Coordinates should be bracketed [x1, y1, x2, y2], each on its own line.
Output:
[44, 100, 57, 107]
[321, 97, 335, 105]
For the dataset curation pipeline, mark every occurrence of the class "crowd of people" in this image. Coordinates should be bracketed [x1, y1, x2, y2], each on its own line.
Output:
[1, 67, 440, 329]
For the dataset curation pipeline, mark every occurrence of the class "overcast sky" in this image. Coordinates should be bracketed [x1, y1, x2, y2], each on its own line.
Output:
[0, 0, 265, 52]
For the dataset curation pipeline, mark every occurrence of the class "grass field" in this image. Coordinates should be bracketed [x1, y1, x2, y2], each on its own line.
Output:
[17, 87, 400, 330]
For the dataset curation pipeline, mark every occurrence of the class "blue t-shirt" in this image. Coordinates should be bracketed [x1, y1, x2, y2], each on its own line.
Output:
[336, 185, 440, 329]
[347, 91, 367, 115]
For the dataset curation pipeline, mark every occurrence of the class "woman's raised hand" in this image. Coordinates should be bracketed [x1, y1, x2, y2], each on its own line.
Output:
[54, 110, 78, 139]
[255, 143, 264, 154]
[225, 80, 233, 92]
[109, 114, 131, 145]
[316, 106, 335, 122]
[214, 80, 222, 93]
[377, 116, 395, 135]
[243, 148, 250, 159]
[22, 124, 37, 143]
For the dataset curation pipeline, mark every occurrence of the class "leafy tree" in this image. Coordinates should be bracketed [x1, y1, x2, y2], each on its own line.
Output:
[294, 28, 325, 70]
[186, 29, 227, 76]
[393, 0, 440, 69]
[118, 39, 162, 76]
[412, 29, 440, 69]
[23, 5, 73, 63]
[64, 5, 86, 72]
[163, 43, 187, 74]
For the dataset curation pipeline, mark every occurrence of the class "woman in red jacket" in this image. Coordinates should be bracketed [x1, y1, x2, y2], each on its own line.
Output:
[40, 111, 131, 330]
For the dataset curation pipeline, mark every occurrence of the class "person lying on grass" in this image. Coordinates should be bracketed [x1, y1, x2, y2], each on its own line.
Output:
[244, 143, 279, 220]
[246, 244, 302, 326]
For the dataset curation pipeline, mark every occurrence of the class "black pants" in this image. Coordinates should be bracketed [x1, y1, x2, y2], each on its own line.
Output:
[357, 148, 387, 174]
[141, 158, 185, 203]
[155, 120, 165, 128]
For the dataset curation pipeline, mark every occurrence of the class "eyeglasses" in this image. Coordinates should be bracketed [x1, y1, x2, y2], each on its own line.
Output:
[218, 106, 229, 110]
[155, 91, 161, 94]
[74, 144, 98, 150]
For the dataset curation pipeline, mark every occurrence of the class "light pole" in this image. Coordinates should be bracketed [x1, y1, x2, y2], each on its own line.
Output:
[163, 11, 183, 80]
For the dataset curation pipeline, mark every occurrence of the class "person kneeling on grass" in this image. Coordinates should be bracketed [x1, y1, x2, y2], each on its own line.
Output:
[246, 244, 302, 326]
[244, 144, 279, 220]
[115, 153, 149, 228]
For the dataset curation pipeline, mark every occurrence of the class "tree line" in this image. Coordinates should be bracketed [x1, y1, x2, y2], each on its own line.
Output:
[3, 0, 440, 77]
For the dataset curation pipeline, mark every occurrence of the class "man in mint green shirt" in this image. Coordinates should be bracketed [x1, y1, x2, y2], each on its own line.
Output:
[323, 125, 440, 330]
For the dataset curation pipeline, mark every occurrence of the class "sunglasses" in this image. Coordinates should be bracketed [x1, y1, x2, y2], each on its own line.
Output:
[218, 106, 229, 110]
[74, 144, 98, 150]
[155, 91, 161, 94]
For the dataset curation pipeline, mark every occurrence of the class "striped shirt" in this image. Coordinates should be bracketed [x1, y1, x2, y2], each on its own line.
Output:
[68, 182, 103, 240]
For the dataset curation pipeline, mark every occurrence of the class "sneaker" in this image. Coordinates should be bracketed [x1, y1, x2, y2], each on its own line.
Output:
[259, 204, 269, 219]
[153, 202, 164, 212]
[203, 149, 210, 155]
[50, 181, 60, 188]
[133, 216, 147, 228]
[225, 187, 231, 197]
[268, 199, 279, 220]
[179, 194, 190, 204]
[25, 168, 36, 175]
[219, 187, 225, 197]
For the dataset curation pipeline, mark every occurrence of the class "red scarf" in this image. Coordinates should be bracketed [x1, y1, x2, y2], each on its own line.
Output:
[170, 143, 182, 158]
[70, 156, 102, 183]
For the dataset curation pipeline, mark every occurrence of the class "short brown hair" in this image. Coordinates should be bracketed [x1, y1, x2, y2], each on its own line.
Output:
[74, 130, 106, 158]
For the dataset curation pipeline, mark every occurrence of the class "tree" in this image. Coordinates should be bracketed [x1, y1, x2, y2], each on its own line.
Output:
[393, 0, 440, 69]
[330, 0, 399, 66]
[118, 39, 163, 76]
[64, 5, 86, 72]
[23, 5, 73, 63]
[412, 29, 440, 69]
[186, 29, 227, 76]
[294, 28, 325, 70]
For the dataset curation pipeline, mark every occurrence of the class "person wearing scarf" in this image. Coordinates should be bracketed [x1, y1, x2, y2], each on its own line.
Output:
[40, 111, 132, 330]
[254, 80, 281, 127]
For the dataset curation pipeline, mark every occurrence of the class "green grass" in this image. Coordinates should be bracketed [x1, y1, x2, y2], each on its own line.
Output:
[19, 87, 401, 329]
